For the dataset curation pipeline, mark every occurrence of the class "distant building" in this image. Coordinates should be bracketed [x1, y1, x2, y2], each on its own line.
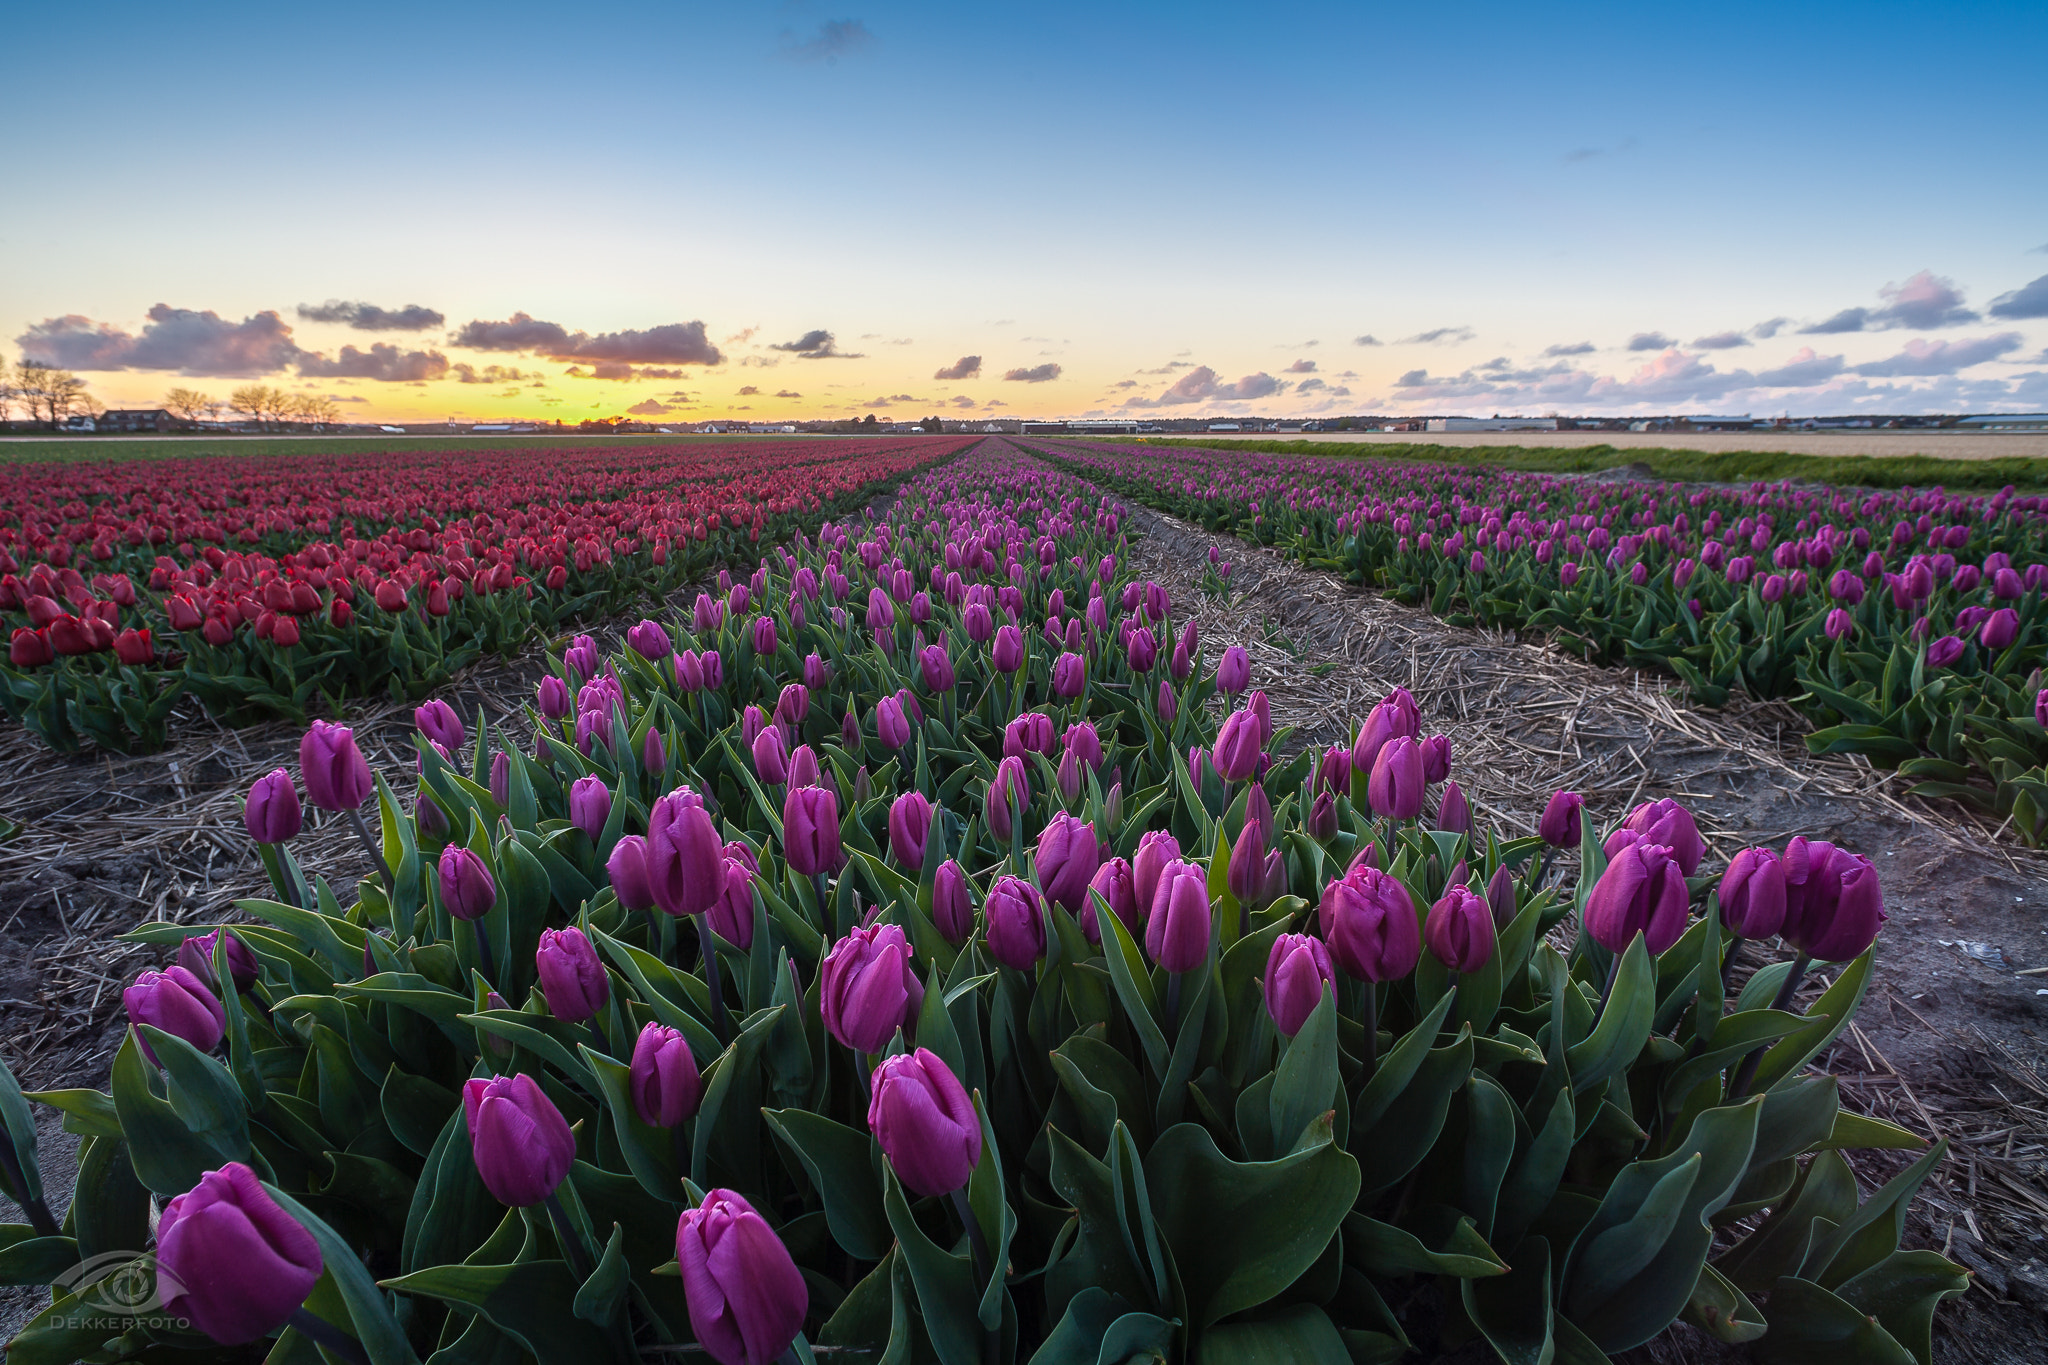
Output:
[1207, 422, 1241, 432]
[1955, 413, 2048, 432]
[61, 414, 97, 432]
[1424, 417, 1559, 433]
[96, 408, 180, 432]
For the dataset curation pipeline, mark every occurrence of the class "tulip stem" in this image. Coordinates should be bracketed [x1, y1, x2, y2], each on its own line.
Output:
[813, 871, 834, 935]
[0, 1139, 59, 1237]
[948, 1186, 999, 1365]
[1361, 981, 1378, 1075]
[544, 1190, 597, 1285]
[286, 1308, 370, 1365]
[1595, 951, 1623, 1019]
[700, 924, 729, 1044]
[1719, 934, 1746, 992]
[343, 808, 395, 891]
[471, 919, 495, 987]
[1728, 953, 1812, 1099]
[1165, 973, 1183, 1032]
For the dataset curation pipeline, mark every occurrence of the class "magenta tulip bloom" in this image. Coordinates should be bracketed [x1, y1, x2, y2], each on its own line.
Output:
[536, 926, 609, 1022]
[1926, 634, 1965, 669]
[608, 834, 655, 911]
[178, 929, 259, 995]
[992, 624, 1025, 672]
[649, 788, 723, 917]
[1825, 608, 1856, 641]
[985, 875, 1048, 968]
[1425, 885, 1495, 973]
[676, 1189, 808, 1365]
[438, 844, 497, 921]
[1145, 860, 1212, 972]
[1213, 645, 1250, 694]
[627, 618, 672, 660]
[888, 791, 934, 869]
[1052, 650, 1087, 698]
[1435, 781, 1471, 836]
[299, 720, 373, 811]
[631, 1022, 702, 1127]
[1264, 934, 1335, 1037]
[538, 674, 572, 718]
[125, 964, 226, 1063]
[1130, 829, 1181, 915]
[1156, 678, 1179, 723]
[1583, 841, 1691, 956]
[1613, 798, 1705, 877]
[1211, 708, 1264, 783]
[1320, 867, 1418, 982]
[1084, 857, 1139, 944]
[568, 775, 612, 840]
[464, 1072, 575, 1207]
[1982, 607, 2020, 650]
[1420, 734, 1452, 784]
[821, 923, 923, 1053]
[985, 755, 1030, 840]
[873, 695, 912, 751]
[751, 725, 790, 784]
[1004, 711, 1056, 761]
[919, 642, 956, 693]
[868, 1048, 982, 1197]
[776, 682, 809, 729]
[415, 698, 467, 753]
[1367, 736, 1427, 819]
[706, 850, 758, 948]
[782, 784, 845, 876]
[490, 750, 511, 808]
[243, 768, 302, 844]
[1538, 790, 1584, 848]
[933, 858, 975, 945]
[1719, 846, 1786, 939]
[154, 1162, 321, 1345]
[1779, 838, 1885, 961]
[1033, 811, 1101, 913]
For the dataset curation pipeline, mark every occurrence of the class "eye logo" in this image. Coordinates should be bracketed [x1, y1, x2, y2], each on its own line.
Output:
[51, 1252, 184, 1317]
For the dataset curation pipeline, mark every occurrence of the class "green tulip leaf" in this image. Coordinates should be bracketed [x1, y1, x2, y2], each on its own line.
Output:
[763, 1108, 890, 1261]
[382, 1260, 608, 1362]
[265, 1181, 422, 1365]
[1753, 1275, 1917, 1365]
[1195, 1303, 1349, 1364]
[1460, 1235, 1552, 1365]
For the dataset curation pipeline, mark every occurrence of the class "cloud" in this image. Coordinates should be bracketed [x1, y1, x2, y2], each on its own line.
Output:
[1111, 379, 1138, 389]
[296, 300, 444, 331]
[17, 304, 304, 376]
[1543, 341, 1596, 357]
[1128, 366, 1283, 406]
[1627, 331, 1676, 352]
[1003, 363, 1062, 382]
[1753, 347, 1845, 387]
[1692, 330, 1750, 350]
[451, 363, 534, 384]
[564, 363, 685, 381]
[626, 400, 675, 416]
[1296, 377, 1326, 392]
[1352, 335, 1382, 346]
[299, 344, 449, 382]
[452, 312, 722, 364]
[1399, 326, 1474, 345]
[1802, 271, 1979, 333]
[739, 355, 780, 367]
[1988, 273, 2048, 320]
[782, 18, 873, 62]
[725, 325, 759, 344]
[771, 329, 862, 359]
[1851, 332, 2025, 377]
[933, 355, 982, 380]
[737, 385, 760, 396]
[1285, 358, 1317, 373]
[1750, 317, 1790, 339]
[1136, 362, 1192, 374]
[1327, 385, 1354, 397]
[949, 395, 977, 407]
[775, 389, 802, 398]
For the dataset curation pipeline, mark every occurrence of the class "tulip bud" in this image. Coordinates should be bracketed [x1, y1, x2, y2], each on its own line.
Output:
[489, 750, 511, 807]
[125, 965, 225, 1064]
[787, 743, 821, 791]
[538, 675, 571, 719]
[933, 859, 975, 945]
[985, 875, 1048, 968]
[415, 698, 467, 752]
[1083, 857, 1138, 944]
[821, 922, 923, 1053]
[1718, 846, 1786, 938]
[868, 1048, 982, 1196]
[1130, 829, 1180, 915]
[873, 695, 911, 751]
[888, 791, 934, 869]
[992, 624, 1024, 672]
[535, 926, 609, 1022]
[1485, 864, 1517, 930]
[155, 1162, 322, 1345]
[1306, 790, 1338, 841]
[242, 768, 302, 844]
[751, 725, 790, 784]
[1211, 708, 1264, 783]
[298, 720, 373, 811]
[1033, 811, 1101, 913]
[463, 1073, 575, 1207]
[1982, 607, 2020, 650]
[1613, 798, 1705, 876]
[1264, 934, 1335, 1037]
[642, 726, 667, 775]
[1780, 838, 1885, 961]
[675, 1189, 808, 1365]
[1584, 841, 1691, 955]
[1145, 861, 1213, 972]
[1052, 650, 1087, 698]
[438, 844, 497, 921]
[630, 1022, 702, 1127]
[1367, 736, 1426, 819]
[1420, 734, 1452, 784]
[1215, 645, 1251, 694]
[1435, 781, 1471, 836]
[568, 775, 612, 840]
[627, 618, 671, 660]
[1320, 867, 1420, 982]
[1425, 885, 1495, 973]
[1156, 678, 1178, 723]
[177, 929, 259, 995]
[608, 834, 654, 911]
[1538, 790, 1584, 848]
[1227, 816, 1267, 907]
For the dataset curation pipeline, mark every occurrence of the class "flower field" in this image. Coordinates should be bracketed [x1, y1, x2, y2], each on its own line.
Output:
[0, 440, 1961, 1365]
[1032, 439, 2048, 845]
[0, 438, 969, 754]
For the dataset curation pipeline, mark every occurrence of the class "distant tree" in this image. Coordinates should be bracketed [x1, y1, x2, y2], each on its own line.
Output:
[860, 413, 879, 429]
[14, 361, 92, 428]
[0, 363, 14, 425]
[920, 415, 945, 433]
[231, 385, 277, 429]
[164, 387, 213, 424]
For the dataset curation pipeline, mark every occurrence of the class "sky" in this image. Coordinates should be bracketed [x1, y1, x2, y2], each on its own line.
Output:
[5, 0, 2046, 423]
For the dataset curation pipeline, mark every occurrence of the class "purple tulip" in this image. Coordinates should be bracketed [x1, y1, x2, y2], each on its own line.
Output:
[627, 619, 671, 660]
[1004, 712, 1056, 760]
[751, 725, 790, 784]
[1264, 934, 1335, 1037]
[740, 705, 766, 749]
[1485, 864, 1517, 930]
[1435, 781, 1471, 836]
[1052, 651, 1087, 698]
[706, 847, 758, 948]
[2036, 687, 2048, 729]
[1825, 608, 1856, 641]
[1215, 645, 1251, 695]
[1145, 860, 1212, 972]
[1425, 885, 1495, 973]
[569, 775, 612, 840]
[700, 649, 725, 689]
[992, 624, 1025, 672]
[178, 929, 259, 995]
[438, 845, 497, 921]
[868, 1048, 982, 1197]
[985, 875, 1048, 969]
[631, 1022, 702, 1127]
[415, 698, 466, 753]
[984, 755, 1030, 841]
[1227, 815, 1268, 907]
[464, 1072, 575, 1207]
[536, 926, 609, 1022]
[782, 784, 845, 876]
[888, 791, 934, 869]
[675, 1189, 808, 1365]
[608, 834, 655, 911]
[750, 616, 778, 655]
[1064, 720, 1104, 769]
[1420, 735, 1452, 784]
[154, 1162, 322, 1345]
[964, 601, 994, 641]
[919, 642, 956, 694]
[1127, 625, 1158, 671]
[1033, 811, 1101, 913]
[648, 789, 723, 917]
[489, 749, 511, 807]
[242, 768, 302, 844]
[674, 650, 706, 693]
[538, 674, 573, 719]
[1719, 847, 1786, 939]
[1131, 829, 1181, 914]
[1367, 736, 1427, 819]
[125, 965, 225, 1064]
[1614, 798, 1706, 876]
[1083, 857, 1139, 944]
[1538, 790, 1584, 848]
[1982, 607, 2019, 650]
[1307, 790, 1338, 841]
[1780, 838, 1885, 961]
[1584, 842, 1691, 955]
[821, 922, 923, 1054]
[1993, 567, 2024, 600]
[874, 695, 912, 751]
[1211, 708, 1264, 783]
[933, 859, 975, 945]
[1926, 634, 1965, 669]
[299, 720, 373, 811]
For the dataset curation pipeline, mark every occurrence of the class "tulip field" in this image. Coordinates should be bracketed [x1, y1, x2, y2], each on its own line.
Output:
[1031, 438, 2048, 845]
[0, 438, 969, 754]
[0, 438, 1963, 1365]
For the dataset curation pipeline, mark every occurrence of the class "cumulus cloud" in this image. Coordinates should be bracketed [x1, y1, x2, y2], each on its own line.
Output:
[626, 400, 675, 416]
[782, 18, 873, 62]
[1297, 377, 1326, 392]
[771, 329, 861, 359]
[299, 344, 449, 382]
[1753, 348, 1845, 387]
[725, 325, 759, 344]
[1750, 317, 1790, 339]
[451, 363, 534, 384]
[739, 355, 780, 367]
[949, 395, 976, 407]
[17, 304, 303, 376]
[933, 355, 981, 380]
[296, 300, 444, 331]
[1285, 358, 1317, 373]
[1851, 332, 2025, 377]
[1003, 363, 1062, 382]
[1627, 332, 1676, 352]
[1988, 274, 2048, 320]
[1327, 385, 1354, 397]
[452, 312, 722, 364]
[1803, 271, 1979, 333]
[1352, 335, 1382, 346]
[1128, 366, 1283, 406]
[1543, 341, 1595, 357]
[1692, 331, 1750, 350]
[1399, 326, 1474, 345]
[775, 389, 802, 398]
[737, 385, 760, 396]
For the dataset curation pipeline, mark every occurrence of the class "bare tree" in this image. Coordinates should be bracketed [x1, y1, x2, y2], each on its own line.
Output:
[164, 387, 213, 424]
[15, 362, 93, 428]
[0, 362, 15, 425]
[231, 384, 275, 429]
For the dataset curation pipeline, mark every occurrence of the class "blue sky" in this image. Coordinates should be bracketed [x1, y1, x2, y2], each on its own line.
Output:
[6, 0, 2045, 419]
